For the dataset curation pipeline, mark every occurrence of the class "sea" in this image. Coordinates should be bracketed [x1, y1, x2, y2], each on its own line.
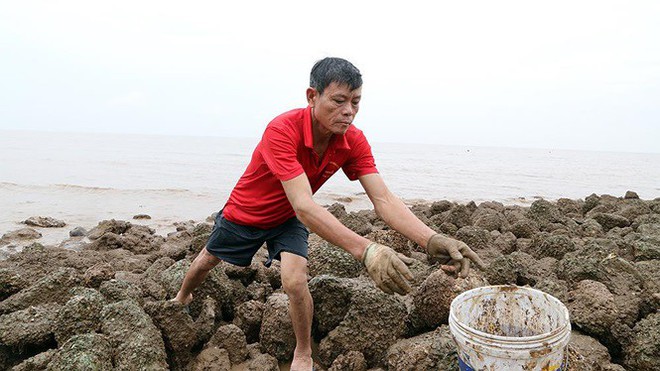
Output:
[1, 130, 659, 251]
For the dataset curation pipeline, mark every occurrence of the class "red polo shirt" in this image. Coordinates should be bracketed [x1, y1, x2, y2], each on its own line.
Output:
[222, 106, 378, 229]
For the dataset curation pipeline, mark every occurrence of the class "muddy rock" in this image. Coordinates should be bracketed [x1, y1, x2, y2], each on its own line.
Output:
[54, 288, 105, 345]
[624, 312, 660, 371]
[259, 293, 295, 361]
[246, 281, 273, 302]
[1, 228, 42, 243]
[329, 350, 367, 371]
[308, 237, 363, 278]
[367, 229, 415, 255]
[580, 218, 605, 237]
[582, 193, 601, 214]
[100, 300, 168, 370]
[486, 251, 541, 286]
[492, 231, 517, 254]
[410, 270, 488, 331]
[617, 202, 652, 221]
[567, 330, 625, 371]
[508, 220, 539, 238]
[567, 280, 618, 338]
[592, 213, 630, 231]
[0, 303, 60, 351]
[471, 208, 506, 232]
[309, 275, 353, 337]
[82, 262, 115, 288]
[445, 204, 472, 228]
[0, 267, 79, 315]
[103, 248, 154, 272]
[194, 297, 216, 345]
[557, 198, 582, 216]
[0, 268, 27, 301]
[98, 279, 143, 305]
[24, 216, 65, 228]
[455, 226, 492, 250]
[247, 354, 279, 371]
[386, 325, 458, 371]
[437, 221, 458, 235]
[624, 190, 640, 199]
[206, 324, 248, 365]
[556, 239, 618, 284]
[192, 347, 231, 371]
[341, 212, 374, 236]
[223, 261, 257, 286]
[527, 233, 577, 260]
[68, 226, 87, 237]
[534, 278, 570, 303]
[636, 259, 660, 317]
[87, 219, 131, 240]
[326, 203, 348, 219]
[628, 233, 660, 261]
[46, 333, 113, 371]
[11, 349, 56, 371]
[233, 300, 265, 343]
[144, 300, 197, 364]
[317, 277, 408, 367]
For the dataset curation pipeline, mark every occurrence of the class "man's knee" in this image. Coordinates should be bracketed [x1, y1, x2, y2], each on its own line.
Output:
[282, 272, 309, 298]
[195, 248, 221, 270]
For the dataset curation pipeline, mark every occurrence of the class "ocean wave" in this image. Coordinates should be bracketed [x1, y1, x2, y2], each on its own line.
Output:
[0, 182, 193, 194]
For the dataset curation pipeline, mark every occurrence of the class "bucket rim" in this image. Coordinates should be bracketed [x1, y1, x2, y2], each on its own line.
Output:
[449, 285, 571, 343]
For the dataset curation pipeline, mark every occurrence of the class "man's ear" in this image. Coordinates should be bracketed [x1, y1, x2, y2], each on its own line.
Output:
[306, 87, 318, 107]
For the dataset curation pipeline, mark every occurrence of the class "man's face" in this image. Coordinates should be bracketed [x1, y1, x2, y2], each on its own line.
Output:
[308, 82, 362, 136]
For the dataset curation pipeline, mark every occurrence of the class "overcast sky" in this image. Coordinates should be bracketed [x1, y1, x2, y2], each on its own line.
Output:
[1, 1, 659, 153]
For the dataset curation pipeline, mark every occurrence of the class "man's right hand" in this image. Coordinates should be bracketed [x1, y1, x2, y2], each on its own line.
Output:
[426, 233, 486, 278]
[362, 242, 415, 295]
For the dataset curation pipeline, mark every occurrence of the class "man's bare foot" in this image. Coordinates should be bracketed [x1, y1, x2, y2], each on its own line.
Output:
[171, 292, 193, 305]
[290, 354, 313, 371]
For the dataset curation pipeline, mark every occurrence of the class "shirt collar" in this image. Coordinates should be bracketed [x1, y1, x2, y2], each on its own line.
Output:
[303, 106, 351, 151]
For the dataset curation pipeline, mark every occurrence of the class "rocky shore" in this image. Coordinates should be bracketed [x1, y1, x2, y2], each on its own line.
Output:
[0, 192, 658, 370]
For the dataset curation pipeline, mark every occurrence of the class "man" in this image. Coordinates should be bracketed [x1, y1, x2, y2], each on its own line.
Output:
[174, 57, 484, 370]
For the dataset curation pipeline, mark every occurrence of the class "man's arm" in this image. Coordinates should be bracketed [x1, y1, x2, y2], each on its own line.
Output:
[359, 173, 485, 277]
[282, 173, 371, 260]
[282, 173, 415, 294]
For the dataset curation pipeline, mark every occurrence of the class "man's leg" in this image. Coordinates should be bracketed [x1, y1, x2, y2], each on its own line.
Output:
[280, 252, 314, 371]
[173, 247, 221, 304]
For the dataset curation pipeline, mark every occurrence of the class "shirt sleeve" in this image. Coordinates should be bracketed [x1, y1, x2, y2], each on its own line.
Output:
[260, 125, 305, 181]
[342, 132, 379, 181]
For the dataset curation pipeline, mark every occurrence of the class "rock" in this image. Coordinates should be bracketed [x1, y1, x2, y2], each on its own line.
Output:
[580, 219, 604, 237]
[438, 222, 458, 236]
[567, 280, 617, 338]
[486, 251, 541, 286]
[624, 312, 660, 371]
[1, 228, 42, 241]
[308, 237, 363, 278]
[192, 347, 231, 371]
[329, 350, 368, 371]
[206, 324, 249, 365]
[11, 349, 56, 371]
[23, 216, 65, 228]
[194, 297, 216, 346]
[557, 198, 582, 216]
[341, 213, 374, 236]
[567, 330, 625, 371]
[471, 209, 506, 232]
[68, 226, 87, 237]
[455, 226, 492, 250]
[0, 267, 79, 315]
[100, 300, 168, 370]
[82, 262, 115, 288]
[133, 214, 151, 220]
[624, 191, 639, 199]
[247, 352, 279, 371]
[386, 326, 458, 370]
[46, 333, 113, 371]
[556, 239, 618, 284]
[144, 300, 197, 370]
[0, 268, 27, 301]
[430, 200, 453, 215]
[445, 205, 472, 228]
[317, 277, 408, 367]
[259, 293, 295, 362]
[410, 270, 488, 331]
[54, 288, 105, 345]
[309, 275, 353, 337]
[0, 303, 60, 350]
[367, 229, 415, 255]
[246, 281, 273, 302]
[98, 279, 143, 305]
[326, 203, 348, 219]
[509, 220, 538, 238]
[492, 231, 517, 254]
[527, 233, 577, 260]
[636, 260, 660, 317]
[87, 219, 131, 240]
[592, 213, 630, 231]
[233, 300, 265, 343]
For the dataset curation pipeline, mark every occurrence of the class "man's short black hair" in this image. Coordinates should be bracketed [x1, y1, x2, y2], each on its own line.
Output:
[310, 57, 362, 95]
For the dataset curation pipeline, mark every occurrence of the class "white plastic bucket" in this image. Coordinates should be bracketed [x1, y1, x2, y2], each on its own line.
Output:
[449, 285, 571, 371]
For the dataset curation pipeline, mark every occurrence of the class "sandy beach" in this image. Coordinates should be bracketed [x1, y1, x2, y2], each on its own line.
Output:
[1, 192, 658, 370]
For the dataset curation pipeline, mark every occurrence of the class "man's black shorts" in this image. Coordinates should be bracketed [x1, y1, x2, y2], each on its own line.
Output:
[205, 211, 309, 267]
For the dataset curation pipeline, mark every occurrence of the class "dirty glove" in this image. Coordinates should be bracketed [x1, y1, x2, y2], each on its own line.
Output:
[427, 233, 486, 278]
[362, 242, 415, 295]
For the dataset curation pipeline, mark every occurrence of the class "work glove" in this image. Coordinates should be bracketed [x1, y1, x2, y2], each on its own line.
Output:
[427, 233, 486, 278]
[362, 242, 415, 295]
